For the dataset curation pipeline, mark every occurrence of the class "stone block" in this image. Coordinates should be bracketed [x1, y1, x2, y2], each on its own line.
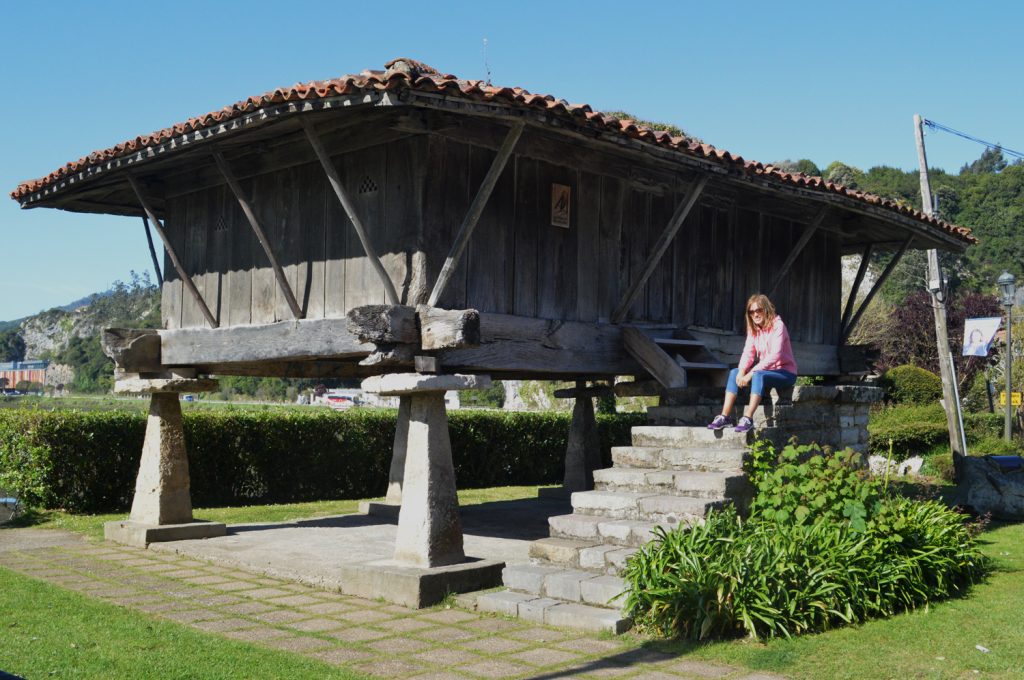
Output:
[104, 520, 226, 547]
[571, 491, 651, 518]
[549, 513, 601, 540]
[335, 557, 504, 608]
[503, 564, 561, 594]
[611, 446, 661, 468]
[836, 385, 885, 403]
[362, 372, 489, 396]
[660, 447, 746, 472]
[544, 603, 632, 634]
[578, 544, 620, 571]
[579, 575, 627, 608]
[632, 426, 751, 449]
[605, 548, 638, 573]
[476, 590, 535, 616]
[543, 569, 593, 601]
[529, 537, 596, 566]
[518, 596, 559, 623]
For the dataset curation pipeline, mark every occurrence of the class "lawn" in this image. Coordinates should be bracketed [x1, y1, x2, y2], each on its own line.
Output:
[0, 568, 367, 680]
[9, 487, 1024, 679]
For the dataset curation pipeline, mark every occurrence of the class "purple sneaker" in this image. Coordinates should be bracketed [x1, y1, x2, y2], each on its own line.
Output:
[734, 416, 754, 433]
[707, 415, 734, 430]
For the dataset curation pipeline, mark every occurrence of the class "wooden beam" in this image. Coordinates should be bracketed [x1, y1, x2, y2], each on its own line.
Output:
[767, 206, 829, 296]
[611, 175, 708, 323]
[417, 305, 481, 350]
[621, 326, 688, 388]
[160, 318, 373, 366]
[300, 117, 401, 305]
[101, 328, 161, 372]
[141, 216, 164, 286]
[687, 327, 841, 376]
[212, 150, 304, 320]
[840, 243, 874, 332]
[840, 235, 913, 344]
[427, 121, 525, 307]
[126, 175, 219, 328]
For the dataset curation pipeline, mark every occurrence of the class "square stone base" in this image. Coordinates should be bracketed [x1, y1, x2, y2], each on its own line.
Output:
[104, 520, 227, 547]
[336, 558, 505, 608]
[357, 501, 401, 519]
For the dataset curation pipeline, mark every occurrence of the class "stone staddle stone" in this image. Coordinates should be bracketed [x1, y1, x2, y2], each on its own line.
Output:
[385, 395, 412, 504]
[129, 393, 194, 525]
[362, 373, 490, 568]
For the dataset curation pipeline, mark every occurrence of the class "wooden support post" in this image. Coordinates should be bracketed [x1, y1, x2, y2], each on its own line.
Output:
[212, 151, 304, 320]
[840, 235, 912, 343]
[126, 175, 219, 328]
[427, 121, 525, 307]
[611, 175, 709, 324]
[142, 216, 163, 286]
[767, 206, 829, 297]
[301, 118, 400, 305]
[840, 243, 874, 333]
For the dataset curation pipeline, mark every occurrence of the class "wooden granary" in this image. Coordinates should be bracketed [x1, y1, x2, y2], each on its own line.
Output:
[10, 59, 975, 586]
[12, 58, 973, 386]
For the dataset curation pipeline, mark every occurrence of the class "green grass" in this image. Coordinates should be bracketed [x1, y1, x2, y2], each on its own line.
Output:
[10, 485, 550, 541]
[0, 568, 367, 680]
[649, 520, 1024, 679]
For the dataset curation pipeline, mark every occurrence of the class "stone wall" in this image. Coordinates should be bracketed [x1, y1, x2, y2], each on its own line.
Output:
[649, 385, 884, 454]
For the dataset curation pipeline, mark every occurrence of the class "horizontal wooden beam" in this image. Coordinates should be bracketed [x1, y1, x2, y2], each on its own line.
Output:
[160, 318, 373, 366]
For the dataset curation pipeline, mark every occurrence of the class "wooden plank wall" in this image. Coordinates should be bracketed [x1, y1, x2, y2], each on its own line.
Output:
[161, 133, 840, 346]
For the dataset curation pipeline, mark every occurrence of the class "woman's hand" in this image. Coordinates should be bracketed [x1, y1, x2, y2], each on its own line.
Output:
[736, 372, 751, 388]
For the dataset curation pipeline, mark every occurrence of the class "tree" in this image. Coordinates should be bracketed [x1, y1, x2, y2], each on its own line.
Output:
[774, 159, 822, 177]
[824, 161, 863, 188]
[960, 147, 1007, 175]
[874, 290, 1002, 390]
[0, 329, 25, 362]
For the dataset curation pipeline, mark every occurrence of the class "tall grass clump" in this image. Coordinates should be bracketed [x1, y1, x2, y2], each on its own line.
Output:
[622, 440, 988, 640]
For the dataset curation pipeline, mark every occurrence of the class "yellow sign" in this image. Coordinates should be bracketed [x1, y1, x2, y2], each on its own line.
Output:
[999, 391, 1022, 407]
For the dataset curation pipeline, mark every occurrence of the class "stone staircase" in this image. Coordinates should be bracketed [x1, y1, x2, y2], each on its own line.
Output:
[472, 421, 753, 633]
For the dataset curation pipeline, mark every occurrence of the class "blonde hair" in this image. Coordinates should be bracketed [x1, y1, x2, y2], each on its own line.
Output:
[745, 293, 777, 334]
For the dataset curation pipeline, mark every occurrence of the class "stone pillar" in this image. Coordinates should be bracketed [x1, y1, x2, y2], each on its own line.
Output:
[104, 372, 226, 547]
[362, 372, 490, 568]
[129, 393, 193, 525]
[563, 395, 601, 492]
[385, 396, 412, 504]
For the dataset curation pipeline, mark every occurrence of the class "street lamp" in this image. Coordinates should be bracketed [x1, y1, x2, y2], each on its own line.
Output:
[997, 271, 1016, 442]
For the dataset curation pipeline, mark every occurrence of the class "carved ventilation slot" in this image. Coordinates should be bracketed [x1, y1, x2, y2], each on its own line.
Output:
[358, 176, 379, 194]
[215, 215, 228, 233]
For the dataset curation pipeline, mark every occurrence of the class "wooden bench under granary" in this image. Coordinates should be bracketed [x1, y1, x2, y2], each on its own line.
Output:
[10, 58, 976, 618]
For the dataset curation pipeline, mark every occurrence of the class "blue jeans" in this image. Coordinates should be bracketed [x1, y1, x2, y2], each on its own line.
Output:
[726, 368, 797, 397]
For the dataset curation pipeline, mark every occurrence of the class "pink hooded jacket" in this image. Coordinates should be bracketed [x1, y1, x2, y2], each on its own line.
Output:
[738, 316, 798, 375]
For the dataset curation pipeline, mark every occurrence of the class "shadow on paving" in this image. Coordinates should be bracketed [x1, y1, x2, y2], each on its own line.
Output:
[226, 495, 571, 543]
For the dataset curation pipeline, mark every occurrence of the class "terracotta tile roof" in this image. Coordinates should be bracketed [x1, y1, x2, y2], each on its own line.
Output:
[11, 57, 974, 245]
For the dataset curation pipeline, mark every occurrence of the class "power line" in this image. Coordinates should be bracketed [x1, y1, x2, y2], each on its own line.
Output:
[923, 119, 1024, 161]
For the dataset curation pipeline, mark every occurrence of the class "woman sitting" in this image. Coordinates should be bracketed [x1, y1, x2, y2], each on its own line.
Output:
[707, 293, 798, 433]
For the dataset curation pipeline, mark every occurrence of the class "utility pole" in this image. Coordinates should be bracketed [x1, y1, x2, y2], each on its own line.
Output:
[914, 114, 965, 477]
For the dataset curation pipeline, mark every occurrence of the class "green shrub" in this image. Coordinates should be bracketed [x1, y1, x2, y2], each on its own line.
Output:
[622, 441, 988, 640]
[0, 408, 644, 513]
[868, 404, 1012, 460]
[879, 365, 942, 405]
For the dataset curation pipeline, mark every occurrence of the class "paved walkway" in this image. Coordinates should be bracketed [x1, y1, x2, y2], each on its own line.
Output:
[0, 528, 787, 680]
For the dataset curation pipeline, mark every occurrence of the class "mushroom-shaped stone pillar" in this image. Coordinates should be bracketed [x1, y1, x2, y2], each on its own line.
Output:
[362, 372, 491, 568]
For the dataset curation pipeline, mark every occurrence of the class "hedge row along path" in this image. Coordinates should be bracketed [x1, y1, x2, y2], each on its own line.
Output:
[0, 528, 782, 680]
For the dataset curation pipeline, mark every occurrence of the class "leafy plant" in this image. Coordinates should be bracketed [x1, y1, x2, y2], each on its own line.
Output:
[879, 364, 942, 405]
[623, 441, 989, 640]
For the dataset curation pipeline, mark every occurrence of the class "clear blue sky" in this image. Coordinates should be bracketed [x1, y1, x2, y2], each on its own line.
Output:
[1, 0, 1020, 321]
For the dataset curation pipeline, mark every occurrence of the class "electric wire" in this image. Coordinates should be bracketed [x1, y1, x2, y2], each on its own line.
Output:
[923, 119, 1024, 161]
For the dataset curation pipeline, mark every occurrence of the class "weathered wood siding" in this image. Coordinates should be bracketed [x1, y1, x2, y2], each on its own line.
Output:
[161, 133, 840, 346]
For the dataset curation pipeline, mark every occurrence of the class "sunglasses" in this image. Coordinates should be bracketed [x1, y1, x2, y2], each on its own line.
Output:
[748, 307, 764, 314]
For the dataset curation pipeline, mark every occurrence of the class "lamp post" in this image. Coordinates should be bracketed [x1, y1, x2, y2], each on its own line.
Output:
[997, 271, 1016, 442]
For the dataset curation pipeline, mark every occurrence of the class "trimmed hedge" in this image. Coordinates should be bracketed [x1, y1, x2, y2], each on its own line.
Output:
[868, 402, 1006, 459]
[879, 364, 942, 405]
[0, 408, 644, 513]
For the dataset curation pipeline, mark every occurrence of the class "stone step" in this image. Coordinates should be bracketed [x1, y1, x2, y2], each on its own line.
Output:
[474, 590, 632, 634]
[528, 536, 600, 568]
[548, 513, 690, 551]
[501, 565, 627, 610]
[571, 490, 721, 522]
[593, 467, 751, 499]
[611, 446, 747, 472]
[632, 425, 752, 449]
